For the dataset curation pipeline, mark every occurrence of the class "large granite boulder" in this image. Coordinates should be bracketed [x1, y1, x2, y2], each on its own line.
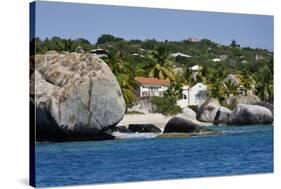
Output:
[225, 95, 260, 108]
[214, 106, 232, 124]
[163, 117, 221, 137]
[251, 101, 273, 115]
[163, 117, 201, 133]
[128, 124, 162, 133]
[229, 104, 273, 125]
[197, 98, 221, 122]
[31, 52, 126, 141]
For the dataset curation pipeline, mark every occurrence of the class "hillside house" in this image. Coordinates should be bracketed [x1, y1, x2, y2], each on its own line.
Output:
[187, 38, 201, 42]
[223, 74, 242, 86]
[177, 83, 208, 107]
[211, 58, 222, 62]
[134, 77, 170, 97]
[223, 74, 247, 95]
[188, 65, 202, 80]
[170, 52, 192, 58]
[90, 48, 108, 57]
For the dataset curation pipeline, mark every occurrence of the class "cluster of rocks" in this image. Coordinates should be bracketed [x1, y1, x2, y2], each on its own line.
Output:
[107, 118, 221, 138]
[196, 96, 273, 125]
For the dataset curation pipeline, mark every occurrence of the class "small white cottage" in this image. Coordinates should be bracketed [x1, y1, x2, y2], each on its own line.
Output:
[170, 52, 192, 58]
[177, 83, 208, 108]
[134, 77, 170, 97]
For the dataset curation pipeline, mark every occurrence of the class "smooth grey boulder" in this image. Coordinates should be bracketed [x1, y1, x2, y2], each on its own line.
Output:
[229, 104, 273, 125]
[163, 117, 221, 136]
[128, 124, 162, 133]
[31, 52, 126, 141]
[214, 106, 232, 124]
[163, 117, 201, 133]
[197, 98, 221, 122]
[251, 101, 273, 115]
[225, 95, 260, 108]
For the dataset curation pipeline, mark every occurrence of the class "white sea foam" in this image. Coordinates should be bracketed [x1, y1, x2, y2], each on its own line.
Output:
[112, 132, 160, 139]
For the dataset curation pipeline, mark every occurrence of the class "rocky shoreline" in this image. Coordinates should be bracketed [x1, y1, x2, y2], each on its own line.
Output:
[31, 52, 273, 142]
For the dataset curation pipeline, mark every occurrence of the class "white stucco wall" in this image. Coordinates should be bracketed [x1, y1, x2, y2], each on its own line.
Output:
[139, 85, 168, 97]
[177, 83, 208, 108]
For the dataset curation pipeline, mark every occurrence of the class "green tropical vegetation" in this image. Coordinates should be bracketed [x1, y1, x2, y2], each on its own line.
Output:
[151, 96, 182, 115]
[103, 48, 137, 107]
[151, 82, 183, 115]
[32, 34, 274, 107]
[148, 46, 176, 81]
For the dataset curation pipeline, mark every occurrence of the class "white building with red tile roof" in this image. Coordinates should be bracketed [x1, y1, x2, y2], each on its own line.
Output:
[135, 77, 208, 107]
[134, 77, 170, 97]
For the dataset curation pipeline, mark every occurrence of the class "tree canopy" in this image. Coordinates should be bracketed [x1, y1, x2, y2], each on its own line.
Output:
[32, 34, 274, 104]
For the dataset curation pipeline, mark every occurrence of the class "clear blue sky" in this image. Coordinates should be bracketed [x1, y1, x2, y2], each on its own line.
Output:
[34, 1, 274, 51]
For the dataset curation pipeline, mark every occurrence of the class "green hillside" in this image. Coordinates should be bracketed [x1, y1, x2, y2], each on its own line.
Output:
[31, 34, 273, 106]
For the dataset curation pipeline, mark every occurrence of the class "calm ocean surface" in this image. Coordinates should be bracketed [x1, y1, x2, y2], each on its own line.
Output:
[35, 125, 273, 187]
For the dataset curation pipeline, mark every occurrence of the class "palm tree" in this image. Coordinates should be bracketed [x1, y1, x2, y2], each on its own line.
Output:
[207, 78, 227, 102]
[254, 64, 273, 102]
[56, 38, 75, 52]
[206, 68, 229, 102]
[116, 74, 137, 107]
[104, 49, 137, 107]
[163, 82, 183, 99]
[240, 71, 255, 95]
[148, 46, 176, 81]
[223, 80, 239, 97]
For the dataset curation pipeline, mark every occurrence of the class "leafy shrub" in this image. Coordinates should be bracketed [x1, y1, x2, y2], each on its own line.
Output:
[151, 96, 182, 115]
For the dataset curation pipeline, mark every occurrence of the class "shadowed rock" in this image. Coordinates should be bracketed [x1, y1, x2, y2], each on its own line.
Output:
[128, 124, 162, 133]
[106, 126, 133, 133]
[163, 117, 222, 138]
[164, 117, 200, 133]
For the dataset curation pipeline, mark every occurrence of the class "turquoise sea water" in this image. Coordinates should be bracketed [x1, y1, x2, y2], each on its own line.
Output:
[35, 125, 273, 187]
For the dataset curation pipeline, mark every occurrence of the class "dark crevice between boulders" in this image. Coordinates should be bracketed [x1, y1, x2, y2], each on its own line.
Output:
[213, 107, 222, 125]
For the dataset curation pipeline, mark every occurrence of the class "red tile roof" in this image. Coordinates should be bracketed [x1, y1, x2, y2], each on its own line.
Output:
[135, 76, 170, 86]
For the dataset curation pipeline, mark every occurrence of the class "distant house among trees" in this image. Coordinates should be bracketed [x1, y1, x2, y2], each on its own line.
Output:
[170, 52, 192, 58]
[211, 58, 222, 62]
[131, 53, 144, 58]
[90, 48, 108, 57]
[223, 74, 242, 86]
[188, 65, 202, 81]
[223, 74, 248, 96]
[187, 38, 201, 42]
